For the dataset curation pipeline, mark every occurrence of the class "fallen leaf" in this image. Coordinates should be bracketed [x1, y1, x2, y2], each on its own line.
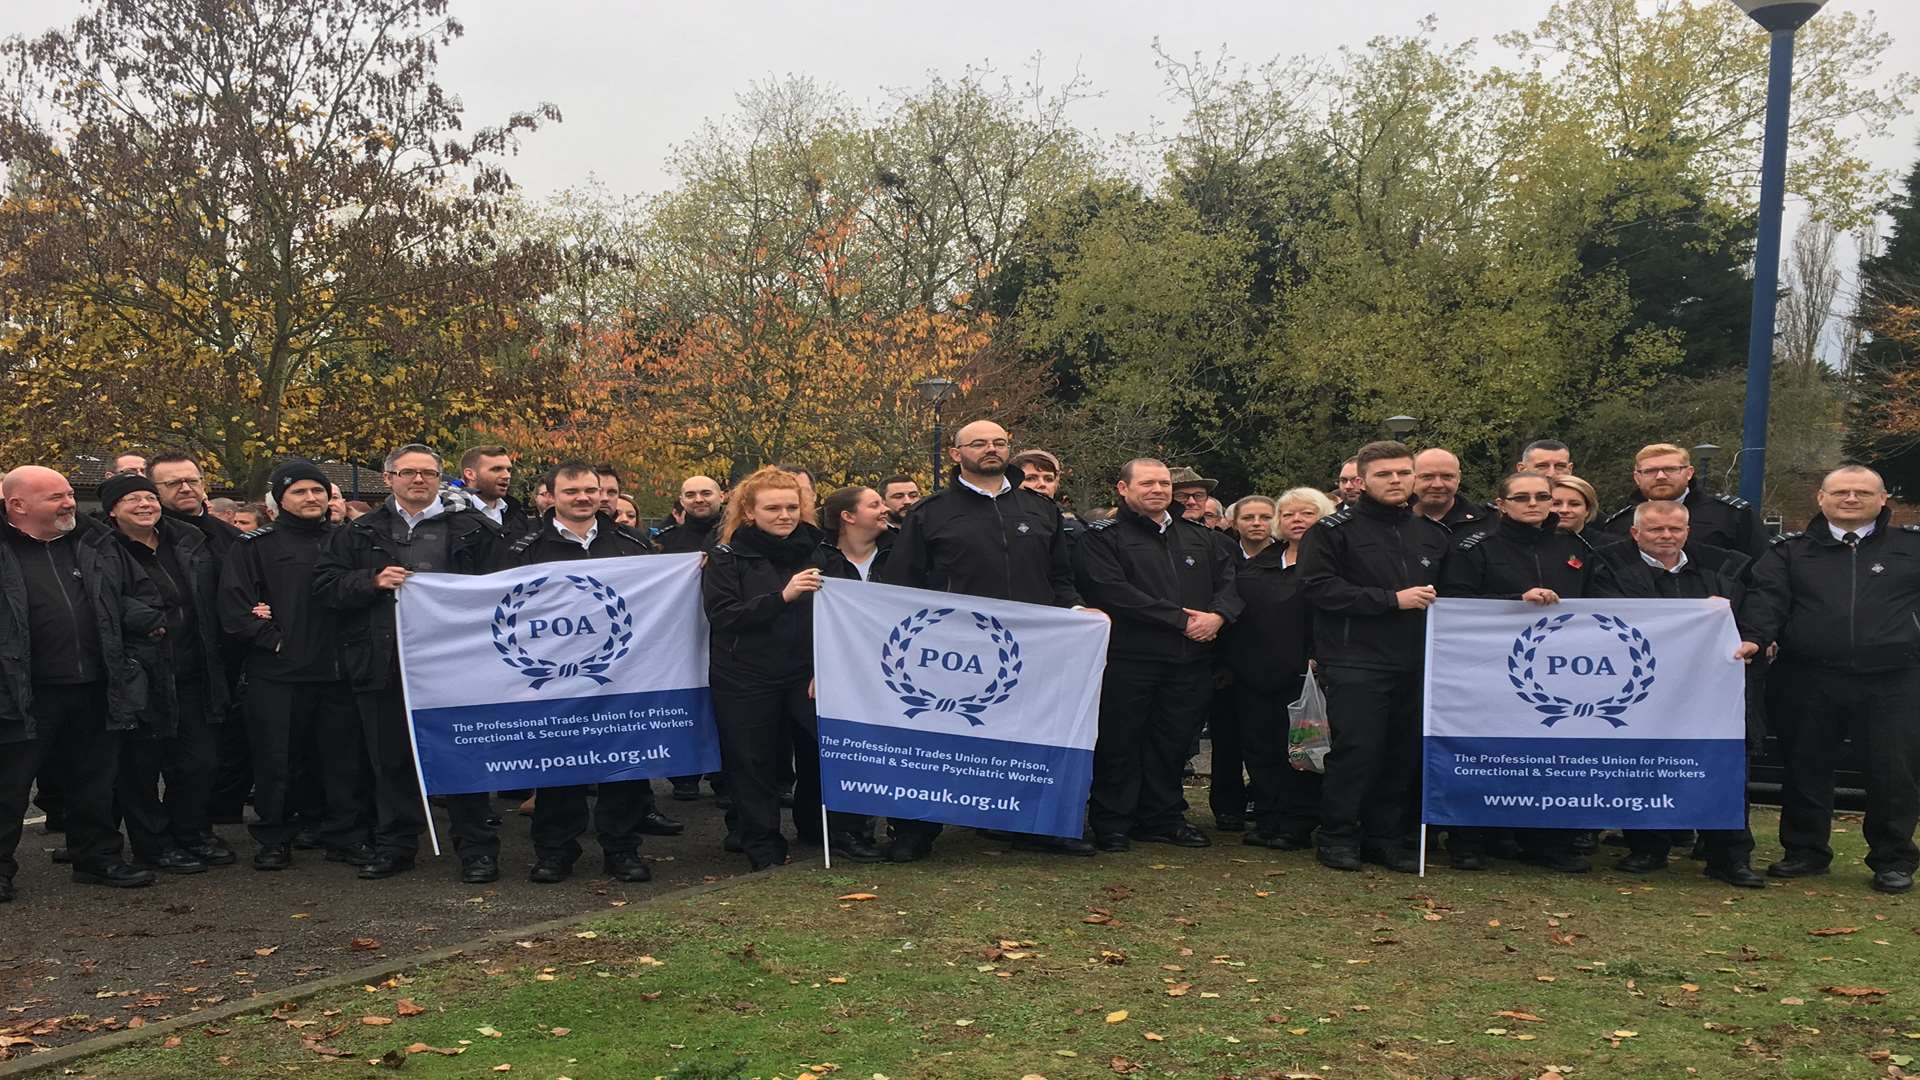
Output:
[1106, 1010, 1128, 1024]
[827, 976, 848, 985]
[1780, 997, 1805, 1006]
[361, 1016, 393, 1026]
[1809, 927, 1860, 937]
[162, 1036, 182, 1049]
[477, 1025, 503, 1038]
[1165, 983, 1191, 997]
[550, 1027, 570, 1036]
[1612, 1029, 1638, 1038]
[1681, 984, 1701, 993]
[1143, 1031, 1164, 1041]
[395, 999, 426, 1017]
[253, 945, 279, 957]
[837, 892, 878, 901]
[404, 1043, 464, 1056]
[493, 1066, 511, 1073]
[1496, 1011, 1546, 1023]
[1822, 986, 1891, 997]
[350, 938, 380, 951]
[573, 931, 598, 940]
[953, 1019, 974, 1027]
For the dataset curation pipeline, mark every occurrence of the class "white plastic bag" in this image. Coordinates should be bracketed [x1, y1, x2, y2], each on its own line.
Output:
[1286, 672, 1330, 774]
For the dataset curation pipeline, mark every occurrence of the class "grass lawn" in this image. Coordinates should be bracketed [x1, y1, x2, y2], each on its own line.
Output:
[74, 808, 1920, 1080]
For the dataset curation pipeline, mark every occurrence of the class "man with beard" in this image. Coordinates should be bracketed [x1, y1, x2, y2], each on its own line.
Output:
[879, 476, 921, 526]
[1412, 448, 1488, 536]
[655, 475, 726, 554]
[1601, 443, 1766, 558]
[881, 419, 1089, 861]
[314, 445, 501, 884]
[1298, 441, 1454, 873]
[220, 461, 371, 872]
[497, 463, 659, 883]
[1336, 458, 1364, 509]
[0, 466, 162, 898]
[457, 446, 529, 536]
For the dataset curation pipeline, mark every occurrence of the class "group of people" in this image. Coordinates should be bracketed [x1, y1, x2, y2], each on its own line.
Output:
[0, 427, 1913, 906]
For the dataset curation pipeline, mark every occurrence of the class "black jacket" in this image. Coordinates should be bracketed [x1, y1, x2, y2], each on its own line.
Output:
[1297, 494, 1454, 672]
[1439, 515, 1593, 601]
[1073, 505, 1242, 663]
[496, 511, 654, 568]
[881, 473, 1081, 607]
[654, 513, 720, 555]
[816, 536, 892, 582]
[0, 511, 161, 742]
[1601, 482, 1766, 560]
[113, 517, 231, 732]
[164, 505, 245, 558]
[312, 500, 498, 692]
[1428, 497, 1492, 538]
[1738, 508, 1920, 673]
[218, 516, 347, 683]
[1589, 540, 1750, 605]
[702, 523, 832, 686]
[1217, 541, 1310, 690]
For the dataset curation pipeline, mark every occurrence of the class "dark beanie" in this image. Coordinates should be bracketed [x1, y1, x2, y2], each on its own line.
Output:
[99, 473, 159, 513]
[270, 459, 330, 505]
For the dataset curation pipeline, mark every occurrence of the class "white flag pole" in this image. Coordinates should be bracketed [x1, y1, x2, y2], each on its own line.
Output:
[821, 803, 832, 869]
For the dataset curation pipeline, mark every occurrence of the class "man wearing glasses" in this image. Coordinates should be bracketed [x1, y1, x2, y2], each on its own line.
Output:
[148, 452, 243, 557]
[1168, 468, 1217, 525]
[315, 444, 501, 884]
[1601, 443, 1766, 558]
[881, 419, 1089, 861]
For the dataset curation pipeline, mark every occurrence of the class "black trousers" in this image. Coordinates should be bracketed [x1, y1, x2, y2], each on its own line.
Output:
[248, 677, 367, 850]
[356, 689, 495, 861]
[711, 673, 857, 867]
[206, 692, 253, 822]
[1233, 676, 1321, 841]
[1774, 664, 1920, 874]
[531, 781, 651, 864]
[1207, 669, 1246, 823]
[1089, 658, 1213, 839]
[1627, 803, 1755, 870]
[117, 679, 219, 857]
[31, 759, 63, 825]
[1317, 665, 1421, 850]
[1, 683, 119, 880]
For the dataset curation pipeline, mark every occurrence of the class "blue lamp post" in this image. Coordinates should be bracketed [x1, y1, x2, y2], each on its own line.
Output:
[1732, 0, 1829, 507]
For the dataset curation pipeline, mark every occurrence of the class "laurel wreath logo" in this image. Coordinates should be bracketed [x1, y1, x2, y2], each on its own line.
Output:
[1505, 612, 1655, 728]
[878, 607, 1023, 726]
[490, 574, 636, 691]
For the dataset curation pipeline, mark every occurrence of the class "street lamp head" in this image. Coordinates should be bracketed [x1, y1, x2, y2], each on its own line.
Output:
[1729, 0, 1828, 33]
[1384, 415, 1418, 440]
[913, 376, 959, 405]
[1692, 443, 1722, 463]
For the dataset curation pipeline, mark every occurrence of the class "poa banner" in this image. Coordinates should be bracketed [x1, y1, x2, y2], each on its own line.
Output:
[1422, 598, 1746, 830]
[396, 554, 719, 797]
[813, 578, 1110, 838]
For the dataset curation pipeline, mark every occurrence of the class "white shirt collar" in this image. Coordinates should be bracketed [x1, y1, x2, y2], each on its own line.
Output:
[471, 495, 505, 524]
[1830, 522, 1875, 542]
[553, 516, 598, 550]
[1152, 511, 1173, 533]
[957, 474, 1013, 499]
[392, 497, 445, 531]
[1639, 547, 1689, 574]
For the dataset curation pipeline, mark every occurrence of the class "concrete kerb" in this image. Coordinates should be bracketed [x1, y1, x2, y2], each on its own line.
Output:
[0, 867, 778, 1078]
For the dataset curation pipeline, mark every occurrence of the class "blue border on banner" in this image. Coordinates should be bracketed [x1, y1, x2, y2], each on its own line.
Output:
[412, 688, 719, 795]
[817, 716, 1092, 838]
[1423, 735, 1746, 829]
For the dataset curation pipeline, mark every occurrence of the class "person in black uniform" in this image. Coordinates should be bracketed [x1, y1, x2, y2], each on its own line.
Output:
[703, 467, 876, 869]
[1590, 499, 1763, 888]
[817, 486, 892, 583]
[495, 462, 660, 884]
[100, 474, 233, 875]
[219, 460, 371, 871]
[1297, 440, 1453, 873]
[1413, 448, 1490, 537]
[0, 466, 163, 899]
[656, 473, 729, 803]
[1075, 459, 1242, 850]
[313, 444, 501, 884]
[1219, 489, 1332, 849]
[1600, 443, 1766, 558]
[880, 419, 1091, 861]
[1738, 465, 1920, 894]
[1437, 471, 1595, 873]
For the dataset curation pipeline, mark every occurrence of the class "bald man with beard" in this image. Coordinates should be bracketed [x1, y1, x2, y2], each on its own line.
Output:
[0, 466, 166, 899]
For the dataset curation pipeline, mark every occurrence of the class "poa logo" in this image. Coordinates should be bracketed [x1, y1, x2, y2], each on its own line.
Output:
[491, 574, 635, 691]
[1507, 612, 1656, 729]
[879, 607, 1022, 726]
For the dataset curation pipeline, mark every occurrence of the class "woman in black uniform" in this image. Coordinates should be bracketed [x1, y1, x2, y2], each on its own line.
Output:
[1438, 470, 1594, 873]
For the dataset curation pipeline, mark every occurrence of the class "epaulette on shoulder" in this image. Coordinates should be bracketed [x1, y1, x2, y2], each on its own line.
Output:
[1903, 524, 1920, 534]
[1319, 508, 1353, 528]
[238, 526, 274, 541]
[507, 531, 540, 554]
[1713, 492, 1751, 510]
[711, 542, 735, 553]
[1456, 531, 1486, 551]
[1085, 518, 1115, 531]
[615, 525, 652, 548]
[1770, 530, 1805, 545]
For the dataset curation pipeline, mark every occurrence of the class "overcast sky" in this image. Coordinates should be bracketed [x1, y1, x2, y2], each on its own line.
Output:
[6, 0, 1917, 318]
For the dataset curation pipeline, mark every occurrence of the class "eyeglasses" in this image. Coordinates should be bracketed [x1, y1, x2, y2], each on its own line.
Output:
[1502, 493, 1555, 503]
[1821, 489, 1878, 500]
[154, 476, 203, 490]
[1173, 491, 1208, 503]
[958, 439, 1011, 451]
[386, 468, 441, 481]
[1634, 465, 1689, 477]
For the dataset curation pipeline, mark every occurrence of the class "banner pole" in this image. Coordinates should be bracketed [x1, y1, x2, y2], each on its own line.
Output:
[394, 594, 442, 858]
[821, 803, 832, 869]
[1416, 823, 1427, 878]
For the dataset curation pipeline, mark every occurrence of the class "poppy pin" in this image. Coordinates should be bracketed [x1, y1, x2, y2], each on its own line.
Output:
[1567, 555, 1584, 570]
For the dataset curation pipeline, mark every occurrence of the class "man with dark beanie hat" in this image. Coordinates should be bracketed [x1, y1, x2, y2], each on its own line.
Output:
[102, 472, 233, 875]
[219, 460, 373, 871]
